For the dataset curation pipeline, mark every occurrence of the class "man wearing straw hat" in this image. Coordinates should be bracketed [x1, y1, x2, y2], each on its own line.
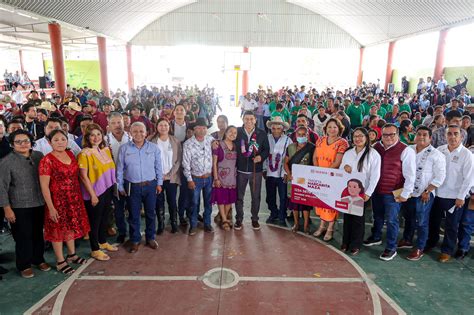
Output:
[234, 111, 270, 231]
[264, 116, 292, 226]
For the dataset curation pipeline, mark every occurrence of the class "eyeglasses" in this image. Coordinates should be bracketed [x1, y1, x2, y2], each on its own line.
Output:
[13, 139, 31, 145]
[382, 133, 397, 138]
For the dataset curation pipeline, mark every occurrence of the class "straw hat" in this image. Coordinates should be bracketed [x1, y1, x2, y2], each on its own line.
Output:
[266, 116, 290, 131]
[68, 101, 81, 111]
[38, 101, 56, 111]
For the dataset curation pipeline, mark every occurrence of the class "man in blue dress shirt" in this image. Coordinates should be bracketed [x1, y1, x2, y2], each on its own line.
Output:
[117, 122, 163, 253]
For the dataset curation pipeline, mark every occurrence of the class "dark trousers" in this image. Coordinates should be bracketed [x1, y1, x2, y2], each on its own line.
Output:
[113, 194, 128, 237]
[157, 180, 178, 213]
[10, 206, 45, 271]
[235, 172, 263, 223]
[127, 180, 157, 243]
[343, 202, 368, 250]
[427, 197, 454, 249]
[265, 176, 287, 221]
[178, 172, 192, 220]
[84, 187, 113, 251]
[402, 193, 435, 250]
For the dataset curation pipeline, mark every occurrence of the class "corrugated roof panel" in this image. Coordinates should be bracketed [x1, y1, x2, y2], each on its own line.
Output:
[131, 0, 360, 48]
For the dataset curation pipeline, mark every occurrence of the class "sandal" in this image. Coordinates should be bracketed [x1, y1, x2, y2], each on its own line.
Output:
[313, 227, 327, 238]
[221, 221, 231, 231]
[66, 253, 87, 265]
[323, 229, 334, 241]
[99, 243, 119, 252]
[56, 260, 75, 275]
[91, 250, 110, 261]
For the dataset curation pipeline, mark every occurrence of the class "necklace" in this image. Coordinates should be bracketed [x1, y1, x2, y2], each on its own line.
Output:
[241, 132, 259, 157]
[268, 153, 281, 172]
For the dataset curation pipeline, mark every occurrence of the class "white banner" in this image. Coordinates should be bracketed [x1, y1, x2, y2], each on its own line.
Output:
[291, 165, 367, 216]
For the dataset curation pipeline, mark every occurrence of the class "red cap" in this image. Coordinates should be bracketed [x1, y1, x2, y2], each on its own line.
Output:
[86, 100, 97, 107]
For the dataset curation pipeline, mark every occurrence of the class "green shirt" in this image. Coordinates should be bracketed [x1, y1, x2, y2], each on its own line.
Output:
[400, 133, 415, 145]
[345, 104, 364, 127]
[412, 119, 422, 128]
[399, 104, 411, 115]
[377, 107, 387, 118]
[381, 103, 393, 113]
[268, 101, 277, 113]
[361, 101, 375, 115]
[271, 108, 291, 124]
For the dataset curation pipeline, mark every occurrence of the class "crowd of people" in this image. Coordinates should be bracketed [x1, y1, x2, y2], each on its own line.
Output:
[0, 74, 472, 280]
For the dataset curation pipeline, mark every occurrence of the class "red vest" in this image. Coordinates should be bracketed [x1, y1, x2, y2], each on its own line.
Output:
[374, 141, 406, 194]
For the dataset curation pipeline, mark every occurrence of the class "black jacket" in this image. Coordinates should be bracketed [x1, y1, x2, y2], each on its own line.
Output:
[235, 127, 269, 173]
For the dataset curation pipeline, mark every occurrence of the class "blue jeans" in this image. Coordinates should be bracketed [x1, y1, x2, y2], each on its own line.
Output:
[371, 193, 402, 251]
[157, 180, 178, 213]
[256, 114, 264, 130]
[190, 177, 212, 228]
[458, 200, 474, 252]
[402, 193, 435, 250]
[427, 197, 455, 248]
[265, 176, 287, 221]
[440, 198, 474, 256]
[113, 194, 128, 237]
[178, 172, 192, 220]
[127, 180, 157, 243]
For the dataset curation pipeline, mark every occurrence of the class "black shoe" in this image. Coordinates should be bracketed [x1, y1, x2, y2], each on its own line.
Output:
[116, 234, 126, 244]
[234, 221, 243, 230]
[180, 217, 189, 227]
[454, 249, 468, 260]
[0, 266, 8, 275]
[188, 228, 197, 236]
[252, 221, 261, 230]
[363, 236, 382, 247]
[204, 225, 214, 233]
[198, 214, 204, 223]
[379, 249, 397, 261]
[265, 217, 277, 224]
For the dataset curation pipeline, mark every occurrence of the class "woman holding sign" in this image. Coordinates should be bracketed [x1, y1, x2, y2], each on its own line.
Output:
[284, 126, 315, 233]
[340, 128, 381, 255]
[312, 118, 349, 241]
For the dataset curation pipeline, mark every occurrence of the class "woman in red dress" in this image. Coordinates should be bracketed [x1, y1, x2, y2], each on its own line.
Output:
[39, 129, 90, 275]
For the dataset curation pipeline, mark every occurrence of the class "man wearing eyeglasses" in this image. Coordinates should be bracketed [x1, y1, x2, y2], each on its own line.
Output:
[427, 125, 474, 262]
[364, 123, 416, 261]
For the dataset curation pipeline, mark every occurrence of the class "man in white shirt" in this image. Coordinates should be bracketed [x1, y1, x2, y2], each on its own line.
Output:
[10, 85, 23, 105]
[399, 126, 446, 261]
[264, 117, 292, 226]
[436, 74, 447, 92]
[182, 117, 214, 236]
[240, 93, 257, 114]
[427, 125, 474, 262]
[106, 112, 130, 243]
[364, 123, 416, 261]
[34, 117, 81, 156]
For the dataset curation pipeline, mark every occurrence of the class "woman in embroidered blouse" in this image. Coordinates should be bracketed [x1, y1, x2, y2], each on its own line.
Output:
[150, 118, 182, 234]
[78, 124, 117, 261]
[211, 126, 238, 230]
[312, 118, 349, 241]
[39, 129, 90, 275]
[284, 126, 315, 233]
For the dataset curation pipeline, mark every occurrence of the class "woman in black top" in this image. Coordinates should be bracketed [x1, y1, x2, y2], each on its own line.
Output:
[0, 130, 50, 278]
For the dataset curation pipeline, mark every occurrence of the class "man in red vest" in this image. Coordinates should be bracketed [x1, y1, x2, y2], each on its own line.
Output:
[363, 123, 416, 261]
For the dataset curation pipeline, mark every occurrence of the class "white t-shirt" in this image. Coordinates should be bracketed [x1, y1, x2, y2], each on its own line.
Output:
[157, 138, 173, 175]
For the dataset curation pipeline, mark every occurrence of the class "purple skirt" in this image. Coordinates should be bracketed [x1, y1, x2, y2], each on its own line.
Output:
[211, 187, 237, 205]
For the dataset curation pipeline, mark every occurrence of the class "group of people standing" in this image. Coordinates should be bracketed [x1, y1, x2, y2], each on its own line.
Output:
[0, 81, 473, 281]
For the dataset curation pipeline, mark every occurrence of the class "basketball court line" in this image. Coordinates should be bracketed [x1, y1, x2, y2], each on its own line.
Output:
[24, 221, 404, 315]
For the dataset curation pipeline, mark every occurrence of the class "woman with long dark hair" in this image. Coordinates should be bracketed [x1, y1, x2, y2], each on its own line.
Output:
[150, 118, 182, 234]
[339, 127, 381, 255]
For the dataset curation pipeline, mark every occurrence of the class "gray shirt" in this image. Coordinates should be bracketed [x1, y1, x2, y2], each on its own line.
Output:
[0, 151, 45, 209]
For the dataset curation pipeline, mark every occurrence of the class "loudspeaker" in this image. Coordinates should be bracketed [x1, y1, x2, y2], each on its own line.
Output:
[39, 76, 47, 89]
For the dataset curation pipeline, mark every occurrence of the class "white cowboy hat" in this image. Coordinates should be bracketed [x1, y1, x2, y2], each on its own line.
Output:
[68, 101, 81, 112]
[38, 101, 56, 111]
[266, 116, 290, 131]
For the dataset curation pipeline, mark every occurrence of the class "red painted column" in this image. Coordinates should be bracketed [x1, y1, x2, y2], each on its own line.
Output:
[97, 36, 109, 97]
[356, 47, 364, 86]
[19, 50, 24, 74]
[242, 46, 249, 95]
[433, 29, 449, 82]
[126, 43, 134, 92]
[384, 41, 396, 91]
[48, 22, 66, 97]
